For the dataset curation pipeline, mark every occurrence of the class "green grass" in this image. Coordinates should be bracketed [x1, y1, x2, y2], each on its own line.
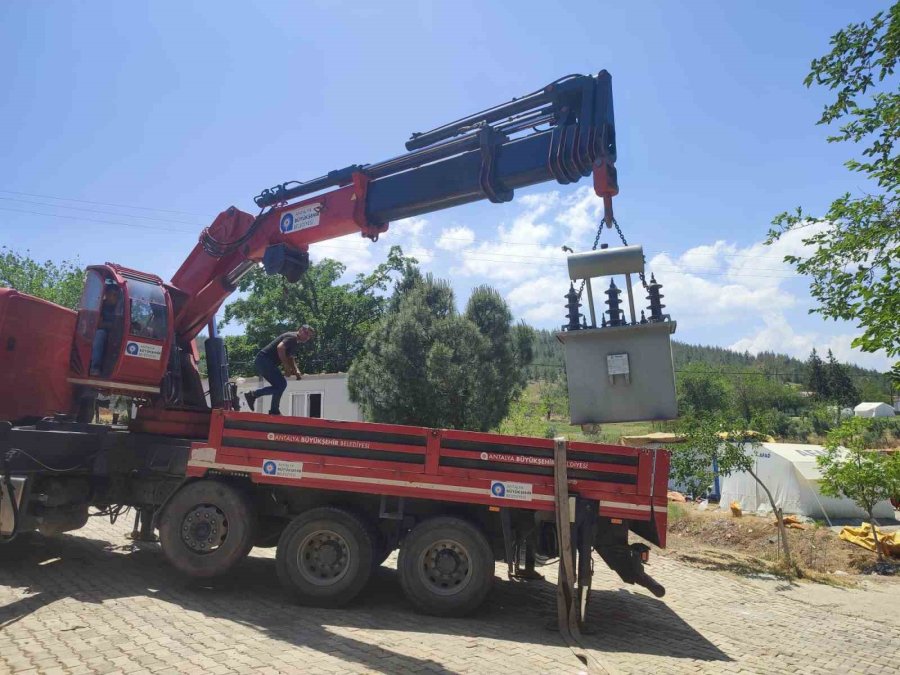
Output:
[668, 502, 688, 524]
[495, 381, 674, 443]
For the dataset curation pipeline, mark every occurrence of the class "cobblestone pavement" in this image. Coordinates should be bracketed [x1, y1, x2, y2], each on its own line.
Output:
[0, 518, 898, 674]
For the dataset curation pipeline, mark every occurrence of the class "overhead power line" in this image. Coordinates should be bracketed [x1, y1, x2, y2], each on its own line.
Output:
[0, 189, 213, 218]
[0, 206, 193, 234]
[0, 196, 206, 227]
[0, 188, 803, 259]
[0, 190, 804, 278]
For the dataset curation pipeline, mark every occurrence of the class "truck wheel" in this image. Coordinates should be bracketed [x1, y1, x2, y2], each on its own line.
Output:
[397, 517, 494, 617]
[158, 480, 256, 578]
[276, 507, 374, 608]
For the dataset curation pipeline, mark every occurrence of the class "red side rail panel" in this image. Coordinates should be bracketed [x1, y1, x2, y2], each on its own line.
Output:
[186, 411, 669, 542]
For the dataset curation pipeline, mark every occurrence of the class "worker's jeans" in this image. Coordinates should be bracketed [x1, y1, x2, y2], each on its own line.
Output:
[90, 329, 108, 375]
[252, 354, 287, 414]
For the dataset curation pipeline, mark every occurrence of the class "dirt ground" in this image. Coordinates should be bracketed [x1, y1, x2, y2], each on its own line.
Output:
[664, 501, 900, 580]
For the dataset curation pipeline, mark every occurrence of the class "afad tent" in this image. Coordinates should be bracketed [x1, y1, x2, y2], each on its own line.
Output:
[854, 402, 895, 418]
[719, 442, 896, 520]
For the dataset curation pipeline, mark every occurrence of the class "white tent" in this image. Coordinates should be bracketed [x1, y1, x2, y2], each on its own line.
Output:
[854, 402, 895, 418]
[719, 442, 895, 520]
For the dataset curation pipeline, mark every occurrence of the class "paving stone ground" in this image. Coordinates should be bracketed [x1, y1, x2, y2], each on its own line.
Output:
[0, 517, 898, 674]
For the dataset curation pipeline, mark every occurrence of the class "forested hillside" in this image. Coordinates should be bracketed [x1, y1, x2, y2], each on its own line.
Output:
[526, 329, 892, 400]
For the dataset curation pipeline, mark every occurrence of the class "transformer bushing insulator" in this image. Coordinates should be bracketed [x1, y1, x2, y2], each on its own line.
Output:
[646, 274, 666, 322]
[563, 283, 583, 331]
[604, 279, 625, 326]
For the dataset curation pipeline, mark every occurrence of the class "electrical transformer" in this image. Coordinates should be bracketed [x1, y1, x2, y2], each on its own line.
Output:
[556, 245, 677, 425]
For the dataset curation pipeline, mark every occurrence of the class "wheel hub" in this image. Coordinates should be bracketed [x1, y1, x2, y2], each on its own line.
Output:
[420, 540, 472, 595]
[181, 504, 227, 554]
[297, 530, 351, 586]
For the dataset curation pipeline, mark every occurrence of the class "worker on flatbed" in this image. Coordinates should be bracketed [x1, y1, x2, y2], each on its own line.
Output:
[243, 325, 315, 415]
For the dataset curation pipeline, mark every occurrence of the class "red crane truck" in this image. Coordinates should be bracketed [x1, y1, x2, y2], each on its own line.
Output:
[0, 71, 668, 617]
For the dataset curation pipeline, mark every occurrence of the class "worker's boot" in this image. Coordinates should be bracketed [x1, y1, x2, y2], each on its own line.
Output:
[243, 392, 255, 411]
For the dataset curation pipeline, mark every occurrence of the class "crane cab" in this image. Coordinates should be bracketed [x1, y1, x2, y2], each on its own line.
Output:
[68, 264, 173, 399]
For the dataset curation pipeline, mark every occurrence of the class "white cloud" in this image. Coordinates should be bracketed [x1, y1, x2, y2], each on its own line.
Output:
[506, 275, 570, 325]
[644, 221, 891, 370]
[436, 226, 475, 251]
[308, 233, 378, 276]
[307, 216, 434, 276]
[554, 186, 606, 244]
[646, 250, 797, 324]
[389, 216, 427, 238]
[385, 216, 433, 264]
[730, 317, 891, 371]
[451, 192, 569, 283]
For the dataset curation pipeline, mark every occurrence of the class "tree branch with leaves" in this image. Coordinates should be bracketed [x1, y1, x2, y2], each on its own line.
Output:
[819, 417, 900, 563]
[768, 4, 900, 367]
[676, 414, 798, 576]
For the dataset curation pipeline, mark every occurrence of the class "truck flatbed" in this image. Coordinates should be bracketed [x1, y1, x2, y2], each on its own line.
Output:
[188, 410, 668, 547]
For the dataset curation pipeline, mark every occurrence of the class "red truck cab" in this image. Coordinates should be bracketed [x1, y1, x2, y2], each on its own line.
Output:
[68, 264, 173, 398]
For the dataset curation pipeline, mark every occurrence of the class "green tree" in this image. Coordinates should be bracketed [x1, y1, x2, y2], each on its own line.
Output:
[670, 415, 719, 500]
[675, 414, 797, 574]
[222, 246, 416, 376]
[0, 246, 83, 309]
[819, 417, 900, 561]
[676, 363, 733, 416]
[769, 5, 900, 371]
[824, 349, 860, 408]
[730, 371, 803, 423]
[537, 379, 568, 421]
[348, 271, 533, 430]
[806, 349, 828, 398]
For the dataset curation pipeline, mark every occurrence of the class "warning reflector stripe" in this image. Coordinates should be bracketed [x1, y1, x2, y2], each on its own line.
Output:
[186, 459, 556, 502]
[186, 460, 654, 515]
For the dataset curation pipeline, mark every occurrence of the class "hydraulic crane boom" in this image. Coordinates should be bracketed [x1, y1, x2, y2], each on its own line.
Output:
[171, 71, 617, 344]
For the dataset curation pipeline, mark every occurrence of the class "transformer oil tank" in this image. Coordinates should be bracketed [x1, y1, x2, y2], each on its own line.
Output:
[557, 245, 677, 425]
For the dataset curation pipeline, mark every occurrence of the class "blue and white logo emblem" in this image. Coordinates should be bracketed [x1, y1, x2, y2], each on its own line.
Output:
[489, 480, 531, 501]
[126, 342, 139, 356]
[262, 460, 277, 476]
[280, 213, 294, 233]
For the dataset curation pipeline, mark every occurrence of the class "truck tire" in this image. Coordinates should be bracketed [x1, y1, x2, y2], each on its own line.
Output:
[276, 506, 374, 608]
[158, 480, 256, 578]
[397, 516, 494, 617]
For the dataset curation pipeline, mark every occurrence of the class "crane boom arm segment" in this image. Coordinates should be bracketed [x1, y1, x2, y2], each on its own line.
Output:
[171, 71, 617, 343]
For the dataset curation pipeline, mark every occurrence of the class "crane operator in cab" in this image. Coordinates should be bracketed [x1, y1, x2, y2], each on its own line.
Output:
[244, 325, 315, 415]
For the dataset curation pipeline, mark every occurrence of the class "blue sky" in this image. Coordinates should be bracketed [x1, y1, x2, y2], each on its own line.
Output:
[0, 1, 892, 370]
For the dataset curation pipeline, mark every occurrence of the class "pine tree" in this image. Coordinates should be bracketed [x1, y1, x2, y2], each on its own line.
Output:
[348, 271, 533, 431]
[824, 349, 861, 408]
[806, 349, 828, 398]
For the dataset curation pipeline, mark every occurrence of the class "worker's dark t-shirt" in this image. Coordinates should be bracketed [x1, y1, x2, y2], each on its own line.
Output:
[258, 332, 300, 363]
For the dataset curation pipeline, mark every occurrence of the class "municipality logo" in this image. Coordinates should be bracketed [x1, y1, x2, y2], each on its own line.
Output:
[262, 460, 277, 475]
[490, 481, 506, 497]
[280, 213, 294, 233]
[126, 342, 139, 356]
